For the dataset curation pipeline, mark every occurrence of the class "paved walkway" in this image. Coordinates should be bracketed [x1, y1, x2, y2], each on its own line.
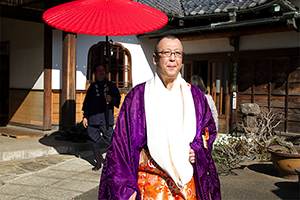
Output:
[0, 134, 93, 162]
[0, 126, 299, 200]
[217, 162, 299, 200]
[0, 151, 104, 200]
[74, 161, 300, 200]
[0, 126, 106, 199]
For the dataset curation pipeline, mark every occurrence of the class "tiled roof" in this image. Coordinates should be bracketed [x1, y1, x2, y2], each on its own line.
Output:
[136, 0, 297, 17]
[182, 0, 268, 15]
[136, 0, 299, 38]
[137, 0, 184, 16]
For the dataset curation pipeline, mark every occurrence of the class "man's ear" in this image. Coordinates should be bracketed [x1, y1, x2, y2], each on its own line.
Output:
[153, 53, 157, 65]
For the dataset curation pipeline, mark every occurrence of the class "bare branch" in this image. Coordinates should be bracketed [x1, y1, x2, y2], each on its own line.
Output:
[213, 107, 296, 170]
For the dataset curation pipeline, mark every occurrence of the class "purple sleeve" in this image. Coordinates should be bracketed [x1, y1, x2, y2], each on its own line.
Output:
[98, 84, 147, 200]
[189, 85, 221, 200]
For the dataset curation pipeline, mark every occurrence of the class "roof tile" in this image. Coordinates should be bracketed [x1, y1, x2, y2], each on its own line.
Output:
[136, 0, 298, 17]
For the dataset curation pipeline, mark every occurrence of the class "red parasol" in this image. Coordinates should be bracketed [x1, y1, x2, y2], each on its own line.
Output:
[42, 0, 168, 134]
[42, 0, 168, 36]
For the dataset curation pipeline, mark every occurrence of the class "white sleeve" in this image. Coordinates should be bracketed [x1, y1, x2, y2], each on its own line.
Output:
[205, 94, 219, 132]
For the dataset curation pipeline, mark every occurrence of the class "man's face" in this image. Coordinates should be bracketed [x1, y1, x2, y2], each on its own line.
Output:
[94, 65, 105, 81]
[153, 38, 183, 82]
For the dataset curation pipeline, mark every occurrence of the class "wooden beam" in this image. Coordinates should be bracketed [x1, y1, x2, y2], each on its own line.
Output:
[15, 0, 45, 8]
[43, 24, 52, 130]
[230, 36, 239, 132]
[252, 60, 255, 103]
[61, 32, 76, 130]
[225, 75, 230, 133]
[207, 63, 211, 93]
[219, 63, 223, 115]
[141, 24, 292, 42]
[268, 59, 272, 109]
[285, 58, 290, 133]
[178, 25, 292, 42]
[0, 4, 44, 23]
[212, 62, 216, 102]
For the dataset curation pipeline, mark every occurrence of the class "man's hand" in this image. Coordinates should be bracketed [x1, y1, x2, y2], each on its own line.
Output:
[129, 191, 136, 200]
[105, 95, 112, 102]
[189, 148, 195, 163]
[82, 118, 88, 128]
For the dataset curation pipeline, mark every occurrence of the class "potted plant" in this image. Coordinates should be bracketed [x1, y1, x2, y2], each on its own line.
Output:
[213, 106, 300, 179]
[267, 136, 300, 180]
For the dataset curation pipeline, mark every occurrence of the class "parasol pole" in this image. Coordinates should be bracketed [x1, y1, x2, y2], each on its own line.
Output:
[105, 36, 110, 135]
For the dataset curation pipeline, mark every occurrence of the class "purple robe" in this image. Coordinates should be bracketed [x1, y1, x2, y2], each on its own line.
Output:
[98, 83, 221, 200]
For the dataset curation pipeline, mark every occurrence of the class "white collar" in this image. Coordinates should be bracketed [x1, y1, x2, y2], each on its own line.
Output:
[144, 72, 196, 188]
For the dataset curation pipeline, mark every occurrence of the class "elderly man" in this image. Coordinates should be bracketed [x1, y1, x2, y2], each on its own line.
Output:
[98, 35, 221, 200]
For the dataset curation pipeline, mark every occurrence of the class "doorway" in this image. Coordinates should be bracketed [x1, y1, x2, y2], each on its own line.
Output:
[87, 41, 132, 90]
[183, 59, 230, 133]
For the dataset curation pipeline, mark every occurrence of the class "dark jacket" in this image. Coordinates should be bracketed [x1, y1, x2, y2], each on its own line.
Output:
[82, 79, 121, 125]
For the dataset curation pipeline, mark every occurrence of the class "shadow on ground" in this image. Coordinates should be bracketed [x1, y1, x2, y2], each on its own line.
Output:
[272, 181, 300, 199]
[248, 163, 299, 199]
[38, 132, 107, 169]
[247, 163, 280, 177]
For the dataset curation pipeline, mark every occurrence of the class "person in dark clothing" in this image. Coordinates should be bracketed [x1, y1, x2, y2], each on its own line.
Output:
[82, 64, 121, 171]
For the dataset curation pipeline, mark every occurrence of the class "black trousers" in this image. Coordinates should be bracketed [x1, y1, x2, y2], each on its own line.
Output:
[87, 124, 113, 147]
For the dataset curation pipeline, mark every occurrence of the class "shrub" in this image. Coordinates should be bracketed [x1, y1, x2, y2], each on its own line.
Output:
[212, 107, 298, 168]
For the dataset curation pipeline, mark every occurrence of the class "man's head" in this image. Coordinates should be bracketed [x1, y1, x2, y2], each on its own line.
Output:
[153, 35, 184, 83]
[93, 64, 105, 81]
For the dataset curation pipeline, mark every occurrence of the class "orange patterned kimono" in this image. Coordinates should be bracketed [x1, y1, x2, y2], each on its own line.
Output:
[138, 149, 197, 200]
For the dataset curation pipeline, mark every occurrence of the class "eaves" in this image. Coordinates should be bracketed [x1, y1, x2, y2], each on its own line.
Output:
[137, 11, 300, 39]
[165, 0, 297, 20]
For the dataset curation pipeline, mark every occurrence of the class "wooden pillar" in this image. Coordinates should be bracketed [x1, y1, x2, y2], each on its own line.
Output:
[285, 58, 290, 133]
[268, 59, 272, 110]
[252, 60, 255, 103]
[211, 62, 216, 102]
[229, 36, 239, 132]
[43, 24, 52, 131]
[207, 64, 211, 93]
[219, 63, 224, 115]
[225, 79, 230, 133]
[61, 32, 76, 131]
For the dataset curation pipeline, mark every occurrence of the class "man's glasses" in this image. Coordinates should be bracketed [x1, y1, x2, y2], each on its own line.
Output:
[156, 50, 185, 58]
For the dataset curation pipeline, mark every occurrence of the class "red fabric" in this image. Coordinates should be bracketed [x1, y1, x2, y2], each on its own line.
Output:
[43, 0, 168, 36]
[138, 149, 198, 200]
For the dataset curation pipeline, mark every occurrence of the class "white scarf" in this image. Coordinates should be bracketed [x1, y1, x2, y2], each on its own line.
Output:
[144, 72, 196, 189]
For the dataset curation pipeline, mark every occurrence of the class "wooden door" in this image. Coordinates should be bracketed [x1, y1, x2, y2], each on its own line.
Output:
[183, 60, 230, 133]
[182, 61, 193, 83]
[208, 61, 230, 133]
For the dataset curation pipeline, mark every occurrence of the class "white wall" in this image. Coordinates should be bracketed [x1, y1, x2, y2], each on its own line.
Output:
[1, 17, 299, 91]
[51, 30, 299, 90]
[180, 31, 300, 53]
[183, 38, 234, 54]
[52, 32, 153, 89]
[239, 31, 300, 51]
[76, 34, 154, 88]
[0, 17, 44, 89]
